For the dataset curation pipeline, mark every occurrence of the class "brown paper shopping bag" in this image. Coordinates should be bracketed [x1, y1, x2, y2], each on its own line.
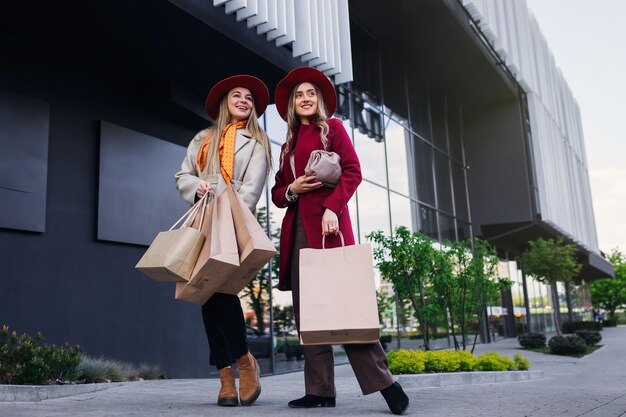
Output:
[299, 233, 380, 345]
[135, 194, 208, 282]
[175, 191, 239, 305]
[216, 185, 277, 295]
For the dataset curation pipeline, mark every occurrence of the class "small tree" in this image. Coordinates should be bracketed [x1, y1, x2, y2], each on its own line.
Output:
[519, 237, 582, 336]
[590, 249, 626, 320]
[240, 207, 280, 334]
[368, 227, 437, 350]
[433, 238, 509, 352]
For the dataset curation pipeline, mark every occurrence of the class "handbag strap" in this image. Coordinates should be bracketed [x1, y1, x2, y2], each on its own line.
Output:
[321, 231, 345, 249]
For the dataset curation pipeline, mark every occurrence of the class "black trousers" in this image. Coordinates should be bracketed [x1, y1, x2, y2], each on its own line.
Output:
[201, 292, 249, 370]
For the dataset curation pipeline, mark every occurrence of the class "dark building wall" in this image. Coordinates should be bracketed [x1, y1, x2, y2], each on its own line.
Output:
[0, 78, 211, 378]
[463, 100, 534, 231]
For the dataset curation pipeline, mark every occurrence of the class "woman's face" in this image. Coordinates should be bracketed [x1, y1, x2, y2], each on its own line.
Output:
[227, 87, 254, 122]
[294, 82, 318, 122]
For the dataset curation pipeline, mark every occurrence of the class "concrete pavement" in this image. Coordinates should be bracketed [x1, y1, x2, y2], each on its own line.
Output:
[1, 327, 625, 417]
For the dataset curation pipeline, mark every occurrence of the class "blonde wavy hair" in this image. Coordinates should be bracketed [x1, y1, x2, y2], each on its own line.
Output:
[279, 82, 329, 168]
[201, 94, 272, 175]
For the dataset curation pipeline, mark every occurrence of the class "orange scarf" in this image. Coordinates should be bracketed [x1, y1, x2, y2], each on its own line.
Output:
[196, 120, 247, 184]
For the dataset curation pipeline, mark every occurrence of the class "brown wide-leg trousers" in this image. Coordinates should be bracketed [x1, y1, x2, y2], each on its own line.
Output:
[290, 212, 394, 397]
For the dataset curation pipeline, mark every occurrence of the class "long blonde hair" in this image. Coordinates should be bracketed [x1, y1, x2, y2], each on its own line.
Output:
[202, 95, 272, 175]
[279, 82, 329, 168]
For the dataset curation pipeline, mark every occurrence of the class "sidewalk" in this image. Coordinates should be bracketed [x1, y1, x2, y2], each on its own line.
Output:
[1, 327, 625, 417]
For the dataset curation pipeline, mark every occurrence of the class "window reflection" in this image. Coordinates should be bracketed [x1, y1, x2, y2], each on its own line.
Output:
[385, 117, 410, 196]
[434, 150, 453, 215]
[414, 137, 435, 206]
[419, 204, 438, 240]
[354, 125, 387, 187]
[438, 212, 456, 242]
[390, 192, 413, 231]
[357, 181, 390, 242]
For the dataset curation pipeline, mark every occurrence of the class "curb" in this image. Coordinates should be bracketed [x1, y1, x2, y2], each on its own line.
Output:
[0, 382, 123, 402]
[397, 370, 544, 388]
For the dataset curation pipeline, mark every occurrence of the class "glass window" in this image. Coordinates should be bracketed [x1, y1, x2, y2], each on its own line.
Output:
[438, 212, 456, 242]
[265, 104, 287, 145]
[452, 162, 469, 221]
[408, 81, 431, 142]
[413, 137, 435, 206]
[430, 94, 448, 154]
[354, 123, 387, 187]
[456, 219, 470, 241]
[447, 102, 463, 163]
[418, 204, 438, 240]
[389, 192, 413, 231]
[385, 117, 410, 195]
[356, 181, 390, 243]
[434, 150, 453, 214]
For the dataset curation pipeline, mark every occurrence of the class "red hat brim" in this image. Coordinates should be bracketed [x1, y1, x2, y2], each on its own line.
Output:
[205, 74, 270, 120]
[274, 67, 337, 121]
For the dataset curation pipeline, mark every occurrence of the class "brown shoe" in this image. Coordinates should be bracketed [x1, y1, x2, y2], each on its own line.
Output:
[217, 367, 238, 406]
[235, 351, 261, 406]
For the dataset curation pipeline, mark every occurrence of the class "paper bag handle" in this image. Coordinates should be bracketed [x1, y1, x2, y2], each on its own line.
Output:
[321, 231, 345, 249]
[170, 190, 212, 231]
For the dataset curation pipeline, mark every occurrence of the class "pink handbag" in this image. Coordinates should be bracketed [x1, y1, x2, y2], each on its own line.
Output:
[304, 150, 342, 188]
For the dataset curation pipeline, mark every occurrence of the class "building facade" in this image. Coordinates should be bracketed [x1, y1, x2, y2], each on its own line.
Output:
[0, 0, 612, 378]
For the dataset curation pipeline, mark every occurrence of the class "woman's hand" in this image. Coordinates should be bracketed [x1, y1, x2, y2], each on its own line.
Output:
[322, 208, 339, 236]
[289, 175, 322, 195]
[196, 182, 211, 200]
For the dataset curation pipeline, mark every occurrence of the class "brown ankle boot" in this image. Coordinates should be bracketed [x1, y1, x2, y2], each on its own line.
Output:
[235, 351, 261, 406]
[217, 367, 238, 406]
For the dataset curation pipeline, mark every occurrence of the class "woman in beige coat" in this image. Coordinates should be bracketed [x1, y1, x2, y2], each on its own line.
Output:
[175, 75, 271, 407]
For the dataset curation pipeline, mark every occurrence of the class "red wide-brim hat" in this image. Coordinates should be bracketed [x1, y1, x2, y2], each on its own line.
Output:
[205, 74, 270, 120]
[274, 66, 337, 121]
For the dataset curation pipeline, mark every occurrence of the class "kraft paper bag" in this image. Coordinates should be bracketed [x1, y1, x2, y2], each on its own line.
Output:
[175, 191, 239, 305]
[299, 235, 380, 345]
[216, 185, 277, 295]
[135, 194, 207, 282]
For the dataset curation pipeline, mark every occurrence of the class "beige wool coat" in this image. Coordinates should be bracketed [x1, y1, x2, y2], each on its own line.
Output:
[175, 128, 268, 213]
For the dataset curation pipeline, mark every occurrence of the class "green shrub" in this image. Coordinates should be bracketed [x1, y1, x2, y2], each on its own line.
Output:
[602, 318, 617, 327]
[387, 349, 524, 374]
[387, 349, 425, 374]
[474, 351, 516, 371]
[518, 332, 546, 349]
[573, 330, 602, 346]
[513, 353, 531, 370]
[77, 356, 163, 383]
[548, 335, 587, 356]
[0, 325, 82, 385]
[562, 321, 601, 333]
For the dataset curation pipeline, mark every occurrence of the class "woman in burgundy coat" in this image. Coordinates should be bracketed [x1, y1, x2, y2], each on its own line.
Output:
[271, 67, 409, 415]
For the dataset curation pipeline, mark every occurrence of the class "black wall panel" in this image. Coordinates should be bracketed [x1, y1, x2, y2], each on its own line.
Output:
[98, 121, 188, 246]
[0, 90, 49, 232]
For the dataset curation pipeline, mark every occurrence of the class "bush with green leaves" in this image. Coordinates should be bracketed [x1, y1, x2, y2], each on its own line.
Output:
[387, 349, 527, 374]
[474, 351, 516, 371]
[548, 335, 587, 356]
[514, 353, 531, 370]
[0, 325, 82, 385]
[573, 330, 602, 346]
[562, 321, 601, 333]
[602, 318, 617, 327]
[518, 332, 546, 349]
[387, 349, 426, 374]
[77, 356, 162, 383]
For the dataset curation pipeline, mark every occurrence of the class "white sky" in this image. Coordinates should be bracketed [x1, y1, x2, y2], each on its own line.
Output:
[526, 0, 626, 255]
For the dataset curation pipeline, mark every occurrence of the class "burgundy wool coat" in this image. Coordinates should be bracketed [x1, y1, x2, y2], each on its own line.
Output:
[271, 118, 362, 291]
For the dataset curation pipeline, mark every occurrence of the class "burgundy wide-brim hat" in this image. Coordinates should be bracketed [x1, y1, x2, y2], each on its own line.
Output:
[205, 74, 270, 120]
[274, 66, 337, 121]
